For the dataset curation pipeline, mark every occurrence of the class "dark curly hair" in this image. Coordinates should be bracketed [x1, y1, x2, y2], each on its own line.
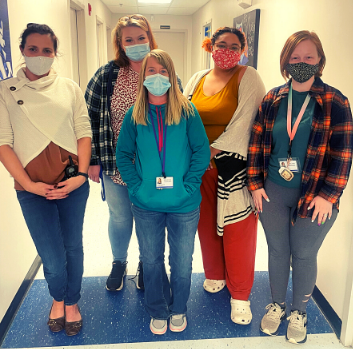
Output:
[20, 23, 59, 53]
[211, 27, 246, 50]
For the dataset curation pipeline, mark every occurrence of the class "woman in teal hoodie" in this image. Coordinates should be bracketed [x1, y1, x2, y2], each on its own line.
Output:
[116, 49, 210, 335]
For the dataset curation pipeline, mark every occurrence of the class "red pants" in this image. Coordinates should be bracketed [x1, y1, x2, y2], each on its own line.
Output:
[198, 168, 258, 300]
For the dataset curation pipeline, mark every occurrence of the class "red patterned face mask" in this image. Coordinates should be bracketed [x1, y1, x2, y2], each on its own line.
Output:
[212, 49, 241, 70]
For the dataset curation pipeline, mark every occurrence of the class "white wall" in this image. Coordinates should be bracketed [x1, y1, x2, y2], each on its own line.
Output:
[111, 13, 193, 83]
[0, 0, 112, 324]
[192, 0, 353, 341]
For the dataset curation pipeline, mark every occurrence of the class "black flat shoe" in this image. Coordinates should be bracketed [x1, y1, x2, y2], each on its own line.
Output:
[47, 304, 65, 333]
[65, 319, 82, 336]
[65, 306, 82, 336]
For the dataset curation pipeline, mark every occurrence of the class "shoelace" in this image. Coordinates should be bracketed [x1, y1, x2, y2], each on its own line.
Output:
[265, 303, 284, 320]
[287, 311, 305, 330]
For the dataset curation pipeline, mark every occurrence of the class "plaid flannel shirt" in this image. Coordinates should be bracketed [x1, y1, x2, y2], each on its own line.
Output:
[85, 61, 119, 175]
[85, 61, 183, 176]
[247, 78, 353, 223]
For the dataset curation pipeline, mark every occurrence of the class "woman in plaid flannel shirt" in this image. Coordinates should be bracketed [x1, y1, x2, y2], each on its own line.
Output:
[85, 15, 159, 292]
[247, 31, 353, 344]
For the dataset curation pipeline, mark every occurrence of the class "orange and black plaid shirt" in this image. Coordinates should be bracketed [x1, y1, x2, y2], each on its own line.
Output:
[247, 78, 353, 223]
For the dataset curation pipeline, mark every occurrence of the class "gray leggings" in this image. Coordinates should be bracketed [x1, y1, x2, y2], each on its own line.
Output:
[259, 180, 338, 312]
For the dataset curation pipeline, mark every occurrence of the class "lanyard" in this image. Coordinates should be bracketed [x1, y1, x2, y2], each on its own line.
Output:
[287, 84, 311, 157]
[149, 105, 168, 178]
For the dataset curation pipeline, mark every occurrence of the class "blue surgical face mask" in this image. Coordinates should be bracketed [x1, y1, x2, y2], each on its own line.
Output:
[143, 73, 171, 97]
[124, 42, 150, 62]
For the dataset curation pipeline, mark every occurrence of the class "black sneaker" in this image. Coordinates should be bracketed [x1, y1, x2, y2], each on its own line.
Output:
[136, 261, 144, 290]
[106, 261, 127, 291]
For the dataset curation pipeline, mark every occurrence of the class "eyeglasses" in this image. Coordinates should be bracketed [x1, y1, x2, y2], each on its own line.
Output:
[214, 43, 241, 52]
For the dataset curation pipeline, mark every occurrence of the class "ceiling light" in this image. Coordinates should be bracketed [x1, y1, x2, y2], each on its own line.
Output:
[138, 0, 172, 3]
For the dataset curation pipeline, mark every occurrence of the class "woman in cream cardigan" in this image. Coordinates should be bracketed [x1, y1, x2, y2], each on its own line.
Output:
[0, 24, 91, 336]
[184, 26, 265, 325]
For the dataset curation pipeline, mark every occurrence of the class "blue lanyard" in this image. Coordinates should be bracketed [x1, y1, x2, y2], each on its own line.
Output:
[149, 105, 168, 178]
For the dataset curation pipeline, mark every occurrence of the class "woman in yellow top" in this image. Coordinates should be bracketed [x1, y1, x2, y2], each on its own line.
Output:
[184, 26, 265, 324]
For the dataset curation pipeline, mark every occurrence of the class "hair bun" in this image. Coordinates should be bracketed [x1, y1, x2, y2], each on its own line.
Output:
[202, 37, 212, 53]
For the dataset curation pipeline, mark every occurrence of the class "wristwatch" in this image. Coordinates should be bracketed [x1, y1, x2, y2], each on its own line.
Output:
[77, 172, 89, 180]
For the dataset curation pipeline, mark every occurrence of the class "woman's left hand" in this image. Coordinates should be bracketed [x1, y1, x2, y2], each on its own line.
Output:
[46, 176, 86, 200]
[308, 196, 333, 225]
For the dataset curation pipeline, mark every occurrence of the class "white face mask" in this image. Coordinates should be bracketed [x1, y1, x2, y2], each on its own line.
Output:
[24, 55, 54, 76]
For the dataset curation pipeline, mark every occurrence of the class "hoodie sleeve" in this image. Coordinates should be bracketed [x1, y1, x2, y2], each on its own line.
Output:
[183, 104, 210, 195]
[116, 106, 142, 195]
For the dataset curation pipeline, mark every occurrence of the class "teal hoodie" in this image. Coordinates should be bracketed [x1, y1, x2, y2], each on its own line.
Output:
[116, 103, 210, 213]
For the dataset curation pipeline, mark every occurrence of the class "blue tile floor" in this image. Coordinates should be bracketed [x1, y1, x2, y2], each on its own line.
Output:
[1, 272, 333, 348]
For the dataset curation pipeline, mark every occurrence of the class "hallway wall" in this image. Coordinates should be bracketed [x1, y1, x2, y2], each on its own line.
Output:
[191, 0, 353, 331]
[0, 0, 113, 324]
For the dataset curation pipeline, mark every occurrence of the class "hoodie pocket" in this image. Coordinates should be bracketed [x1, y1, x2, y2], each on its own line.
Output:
[135, 178, 191, 211]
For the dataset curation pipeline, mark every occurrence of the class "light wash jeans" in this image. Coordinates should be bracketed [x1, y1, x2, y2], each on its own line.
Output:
[103, 173, 141, 262]
[17, 181, 89, 305]
[132, 204, 200, 319]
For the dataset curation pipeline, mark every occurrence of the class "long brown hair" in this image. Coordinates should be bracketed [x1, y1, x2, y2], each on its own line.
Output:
[280, 30, 326, 80]
[111, 14, 158, 67]
[132, 49, 194, 126]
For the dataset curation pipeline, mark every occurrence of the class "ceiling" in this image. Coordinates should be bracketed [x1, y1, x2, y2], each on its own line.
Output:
[101, 0, 210, 16]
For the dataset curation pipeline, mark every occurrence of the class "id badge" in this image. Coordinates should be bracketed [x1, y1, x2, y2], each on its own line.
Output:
[279, 167, 294, 181]
[156, 177, 173, 189]
[278, 158, 300, 172]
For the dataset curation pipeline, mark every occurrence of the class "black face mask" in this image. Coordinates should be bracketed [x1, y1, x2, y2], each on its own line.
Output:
[286, 62, 319, 83]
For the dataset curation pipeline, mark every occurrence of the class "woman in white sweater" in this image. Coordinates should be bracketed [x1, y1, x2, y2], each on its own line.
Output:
[184, 26, 265, 325]
[0, 24, 92, 336]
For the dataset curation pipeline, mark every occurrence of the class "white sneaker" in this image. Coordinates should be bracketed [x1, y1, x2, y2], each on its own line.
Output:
[203, 279, 226, 293]
[230, 298, 252, 325]
[286, 310, 307, 344]
[150, 318, 167, 335]
[169, 314, 187, 332]
[260, 302, 286, 336]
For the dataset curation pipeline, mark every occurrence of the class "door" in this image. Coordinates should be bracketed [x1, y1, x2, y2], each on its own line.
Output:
[153, 31, 185, 86]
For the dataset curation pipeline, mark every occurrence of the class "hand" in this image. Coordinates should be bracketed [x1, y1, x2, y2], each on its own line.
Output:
[88, 165, 100, 183]
[206, 161, 213, 171]
[46, 176, 86, 200]
[210, 146, 221, 160]
[308, 196, 333, 225]
[26, 182, 56, 197]
[251, 188, 270, 213]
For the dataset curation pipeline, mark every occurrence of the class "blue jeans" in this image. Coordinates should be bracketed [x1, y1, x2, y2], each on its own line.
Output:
[16, 181, 89, 305]
[103, 174, 141, 262]
[132, 205, 200, 319]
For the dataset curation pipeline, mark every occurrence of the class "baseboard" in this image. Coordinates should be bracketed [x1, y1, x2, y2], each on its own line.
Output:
[312, 285, 342, 339]
[0, 255, 42, 345]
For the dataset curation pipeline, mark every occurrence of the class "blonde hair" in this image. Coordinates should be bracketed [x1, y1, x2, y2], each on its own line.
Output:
[132, 49, 195, 126]
[112, 14, 158, 67]
[280, 30, 326, 80]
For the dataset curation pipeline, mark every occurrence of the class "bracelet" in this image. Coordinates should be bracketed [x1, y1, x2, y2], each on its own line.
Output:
[77, 172, 89, 180]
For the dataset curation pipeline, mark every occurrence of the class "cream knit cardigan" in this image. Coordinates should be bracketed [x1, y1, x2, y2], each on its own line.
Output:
[0, 69, 92, 168]
[184, 66, 266, 233]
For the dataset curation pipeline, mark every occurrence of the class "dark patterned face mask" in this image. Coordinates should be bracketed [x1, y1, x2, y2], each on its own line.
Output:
[286, 62, 319, 83]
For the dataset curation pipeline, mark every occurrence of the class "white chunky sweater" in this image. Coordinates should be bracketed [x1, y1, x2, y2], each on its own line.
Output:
[0, 69, 91, 167]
